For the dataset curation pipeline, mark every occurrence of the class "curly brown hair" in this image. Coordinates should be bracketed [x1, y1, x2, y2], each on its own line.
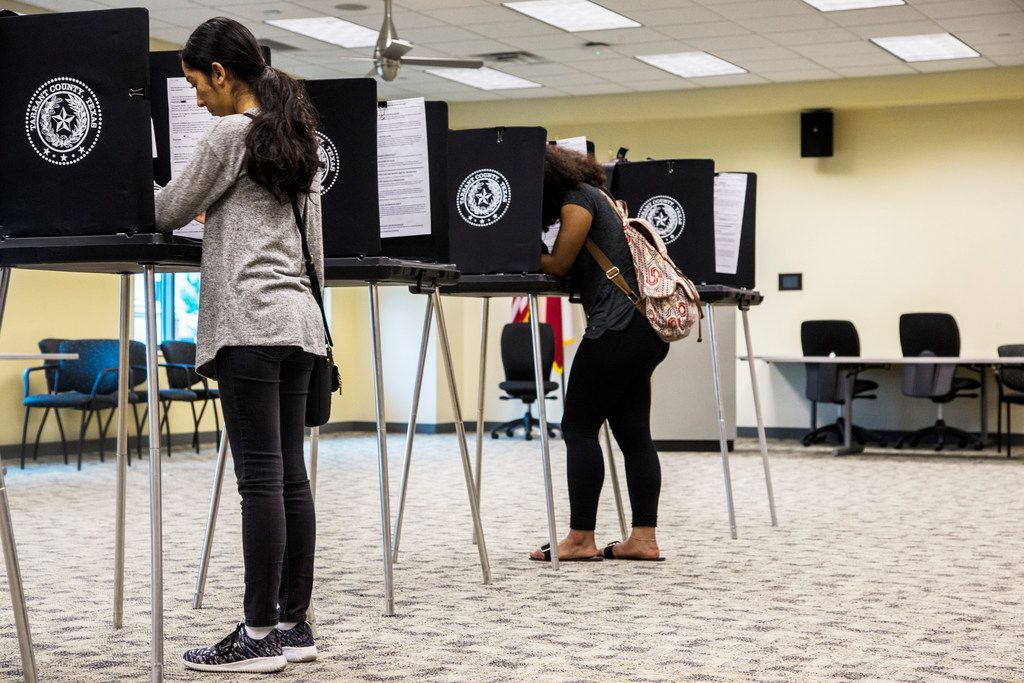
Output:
[542, 144, 606, 226]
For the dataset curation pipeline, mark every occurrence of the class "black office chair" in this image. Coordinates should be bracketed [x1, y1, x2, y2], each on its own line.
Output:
[995, 344, 1024, 458]
[19, 338, 71, 467]
[160, 340, 220, 453]
[491, 323, 560, 441]
[800, 320, 883, 447]
[56, 339, 122, 469]
[895, 313, 982, 451]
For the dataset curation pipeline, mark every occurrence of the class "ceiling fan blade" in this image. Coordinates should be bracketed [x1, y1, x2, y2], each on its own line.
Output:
[401, 56, 484, 69]
[381, 38, 414, 61]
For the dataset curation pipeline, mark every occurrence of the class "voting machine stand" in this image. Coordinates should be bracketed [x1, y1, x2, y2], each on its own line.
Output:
[189, 86, 488, 621]
[0, 10, 199, 682]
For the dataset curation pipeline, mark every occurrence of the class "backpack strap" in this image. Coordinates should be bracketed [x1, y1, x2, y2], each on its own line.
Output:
[584, 238, 644, 311]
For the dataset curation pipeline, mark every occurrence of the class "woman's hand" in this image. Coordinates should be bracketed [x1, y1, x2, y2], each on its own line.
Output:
[540, 204, 592, 277]
[195, 212, 206, 224]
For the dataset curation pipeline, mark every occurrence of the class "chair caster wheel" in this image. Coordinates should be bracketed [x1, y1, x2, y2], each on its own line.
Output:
[973, 443, 983, 451]
[800, 438, 813, 447]
[894, 443, 903, 449]
[491, 433, 499, 440]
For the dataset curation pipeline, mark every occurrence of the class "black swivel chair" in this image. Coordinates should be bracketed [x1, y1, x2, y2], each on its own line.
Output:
[994, 344, 1024, 458]
[800, 320, 883, 446]
[895, 313, 982, 451]
[20, 338, 71, 467]
[491, 323, 561, 440]
[160, 340, 220, 453]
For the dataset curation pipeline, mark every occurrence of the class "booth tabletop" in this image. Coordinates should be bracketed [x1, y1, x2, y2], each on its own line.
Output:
[323, 256, 458, 288]
[435, 273, 570, 297]
[697, 285, 763, 307]
[0, 233, 202, 274]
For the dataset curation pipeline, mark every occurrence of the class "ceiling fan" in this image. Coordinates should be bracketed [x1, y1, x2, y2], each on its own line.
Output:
[357, 0, 484, 81]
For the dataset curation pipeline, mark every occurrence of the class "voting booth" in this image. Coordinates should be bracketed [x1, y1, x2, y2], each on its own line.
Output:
[0, 8, 153, 237]
[447, 126, 546, 274]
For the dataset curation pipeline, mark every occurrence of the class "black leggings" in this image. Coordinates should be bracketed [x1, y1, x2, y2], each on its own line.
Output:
[216, 346, 315, 628]
[561, 312, 669, 531]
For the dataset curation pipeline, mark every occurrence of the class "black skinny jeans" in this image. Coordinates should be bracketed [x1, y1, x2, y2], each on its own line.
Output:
[562, 311, 670, 532]
[216, 346, 316, 628]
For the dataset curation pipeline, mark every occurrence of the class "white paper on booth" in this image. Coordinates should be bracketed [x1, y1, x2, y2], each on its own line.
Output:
[167, 77, 215, 239]
[377, 97, 431, 239]
[555, 136, 588, 157]
[543, 221, 560, 253]
[713, 173, 747, 275]
[151, 118, 158, 158]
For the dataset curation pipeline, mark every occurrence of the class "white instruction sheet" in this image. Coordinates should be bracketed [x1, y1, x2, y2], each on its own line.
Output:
[377, 97, 431, 239]
[713, 173, 747, 275]
[167, 77, 216, 239]
[555, 136, 588, 156]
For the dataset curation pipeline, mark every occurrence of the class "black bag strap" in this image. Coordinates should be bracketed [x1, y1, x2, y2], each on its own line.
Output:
[290, 195, 334, 350]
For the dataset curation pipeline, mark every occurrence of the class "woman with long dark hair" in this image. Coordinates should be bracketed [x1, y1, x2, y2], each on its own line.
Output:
[154, 17, 324, 673]
[529, 145, 669, 563]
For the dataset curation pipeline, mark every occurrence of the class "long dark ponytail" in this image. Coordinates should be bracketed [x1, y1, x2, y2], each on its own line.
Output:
[181, 17, 320, 203]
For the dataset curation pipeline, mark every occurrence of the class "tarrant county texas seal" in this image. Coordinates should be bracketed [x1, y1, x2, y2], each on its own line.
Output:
[457, 169, 511, 227]
[637, 195, 686, 245]
[25, 77, 102, 166]
[315, 130, 339, 195]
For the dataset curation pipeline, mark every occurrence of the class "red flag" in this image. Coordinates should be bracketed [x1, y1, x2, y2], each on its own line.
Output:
[545, 297, 564, 373]
[511, 296, 530, 323]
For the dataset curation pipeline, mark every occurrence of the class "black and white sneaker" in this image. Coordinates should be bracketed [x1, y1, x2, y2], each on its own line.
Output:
[182, 622, 288, 673]
[278, 621, 317, 662]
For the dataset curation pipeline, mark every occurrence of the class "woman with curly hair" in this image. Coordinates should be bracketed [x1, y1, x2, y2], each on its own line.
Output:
[529, 145, 669, 564]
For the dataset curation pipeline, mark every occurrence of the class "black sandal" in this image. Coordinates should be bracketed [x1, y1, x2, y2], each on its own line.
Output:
[529, 543, 603, 562]
[602, 540, 666, 562]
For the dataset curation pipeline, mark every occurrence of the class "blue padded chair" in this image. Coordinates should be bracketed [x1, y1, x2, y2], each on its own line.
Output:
[55, 339, 122, 469]
[160, 340, 218, 453]
[20, 338, 71, 467]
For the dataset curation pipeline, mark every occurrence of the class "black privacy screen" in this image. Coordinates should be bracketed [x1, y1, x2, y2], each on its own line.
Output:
[611, 159, 716, 285]
[447, 126, 546, 275]
[305, 78, 381, 258]
[0, 9, 153, 237]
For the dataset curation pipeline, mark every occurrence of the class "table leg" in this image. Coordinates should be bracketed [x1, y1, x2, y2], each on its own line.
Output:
[192, 427, 229, 609]
[393, 296, 433, 564]
[832, 369, 864, 456]
[602, 423, 629, 541]
[433, 291, 491, 585]
[979, 365, 989, 443]
[113, 274, 131, 628]
[307, 426, 319, 636]
[0, 267, 39, 683]
[474, 299, 489, 511]
[740, 309, 778, 527]
[528, 295, 559, 569]
[368, 284, 395, 616]
[706, 303, 738, 540]
[143, 266, 164, 682]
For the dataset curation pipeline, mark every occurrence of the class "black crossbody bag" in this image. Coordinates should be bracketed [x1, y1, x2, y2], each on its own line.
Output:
[290, 195, 341, 427]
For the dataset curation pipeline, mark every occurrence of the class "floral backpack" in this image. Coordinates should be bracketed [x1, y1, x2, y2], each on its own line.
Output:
[584, 190, 703, 343]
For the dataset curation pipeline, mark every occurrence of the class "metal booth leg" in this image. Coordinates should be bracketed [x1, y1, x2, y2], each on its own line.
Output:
[392, 296, 433, 564]
[433, 291, 491, 585]
[528, 294, 560, 569]
[368, 284, 396, 616]
[705, 303, 738, 540]
[113, 275, 131, 628]
[739, 309, 778, 527]
[0, 267, 39, 683]
[143, 265, 165, 682]
[602, 423, 629, 540]
[474, 298, 489, 511]
[307, 426, 319, 636]
[192, 427, 229, 609]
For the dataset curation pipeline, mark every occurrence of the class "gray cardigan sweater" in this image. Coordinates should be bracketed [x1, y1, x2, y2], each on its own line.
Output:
[154, 111, 326, 378]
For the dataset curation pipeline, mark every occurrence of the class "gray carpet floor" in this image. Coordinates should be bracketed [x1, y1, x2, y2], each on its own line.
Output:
[1, 433, 1023, 682]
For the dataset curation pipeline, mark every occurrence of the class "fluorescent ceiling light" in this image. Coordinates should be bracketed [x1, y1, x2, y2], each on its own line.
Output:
[871, 32, 979, 62]
[265, 16, 378, 48]
[503, 0, 640, 32]
[801, 0, 904, 11]
[636, 51, 746, 78]
[425, 67, 542, 90]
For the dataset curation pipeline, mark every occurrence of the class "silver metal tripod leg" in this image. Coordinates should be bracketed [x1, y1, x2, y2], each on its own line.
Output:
[114, 274, 131, 629]
[528, 295, 559, 569]
[368, 284, 395, 616]
[474, 298, 489, 511]
[433, 291, 491, 585]
[192, 427, 229, 609]
[307, 426, 319, 636]
[143, 265, 165, 681]
[0, 267, 38, 683]
[740, 309, 777, 527]
[706, 303, 738, 540]
[392, 296, 433, 564]
[602, 423, 628, 540]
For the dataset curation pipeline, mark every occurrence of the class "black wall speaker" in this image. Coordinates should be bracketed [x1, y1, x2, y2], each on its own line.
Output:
[801, 110, 833, 158]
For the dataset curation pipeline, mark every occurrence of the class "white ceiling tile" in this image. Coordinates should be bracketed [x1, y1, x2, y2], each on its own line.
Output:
[806, 49, 902, 67]
[399, 24, 491, 42]
[657, 21, 750, 39]
[745, 56, 830, 70]
[102, 0, 194, 8]
[627, 78, 701, 91]
[468, 19, 565, 37]
[427, 39, 519, 56]
[710, 0, 819, 20]
[292, 0, 383, 16]
[970, 40, 1024, 55]
[915, 0, 1021, 19]
[566, 27, 675, 44]
[623, 5, 725, 24]
[150, 25, 196, 44]
[597, 62, 677, 80]
[227, 2, 346, 21]
[825, 5, 930, 25]
[762, 68, 838, 81]
[534, 71, 611, 86]
[990, 52, 1024, 64]
[734, 13, 836, 32]
[955, 27, 1024, 45]
[423, 5, 517, 24]
[494, 61, 584, 76]
[599, 0, 703, 11]
[534, 45, 624, 62]
[909, 56, 996, 70]
[503, 33, 594, 49]
[495, 86, 569, 98]
[935, 11, 1024, 31]
[792, 40, 890, 57]
[552, 55, 639, 71]
[150, 3, 247, 27]
[762, 26, 860, 44]
[31, 0, 115, 8]
[848, 20, 943, 38]
[616, 40, 702, 56]
[689, 72, 771, 86]
[713, 45, 802, 61]
[558, 82, 633, 95]
[685, 33, 777, 51]
[830, 63, 917, 76]
[394, 0, 492, 9]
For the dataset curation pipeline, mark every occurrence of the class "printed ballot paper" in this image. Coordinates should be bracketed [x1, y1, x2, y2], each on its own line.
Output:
[376, 97, 432, 239]
[713, 173, 747, 275]
[542, 136, 589, 251]
[167, 77, 215, 239]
